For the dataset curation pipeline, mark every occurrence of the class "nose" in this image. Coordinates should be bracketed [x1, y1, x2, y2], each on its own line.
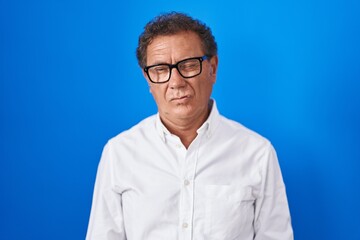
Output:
[168, 68, 186, 89]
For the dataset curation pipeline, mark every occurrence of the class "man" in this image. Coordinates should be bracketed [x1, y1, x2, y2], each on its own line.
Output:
[86, 12, 293, 240]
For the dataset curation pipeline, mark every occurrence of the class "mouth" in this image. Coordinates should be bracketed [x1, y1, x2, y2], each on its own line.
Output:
[171, 95, 191, 103]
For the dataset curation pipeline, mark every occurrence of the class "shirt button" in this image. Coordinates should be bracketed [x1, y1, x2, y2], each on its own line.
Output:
[182, 222, 188, 228]
[184, 179, 190, 186]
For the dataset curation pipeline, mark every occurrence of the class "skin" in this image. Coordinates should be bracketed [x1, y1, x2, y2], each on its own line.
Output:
[143, 31, 218, 148]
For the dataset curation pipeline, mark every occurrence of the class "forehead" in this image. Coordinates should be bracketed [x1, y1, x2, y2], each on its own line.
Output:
[146, 31, 204, 63]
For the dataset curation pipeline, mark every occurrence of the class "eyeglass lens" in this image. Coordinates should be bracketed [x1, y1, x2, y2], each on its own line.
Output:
[147, 58, 203, 83]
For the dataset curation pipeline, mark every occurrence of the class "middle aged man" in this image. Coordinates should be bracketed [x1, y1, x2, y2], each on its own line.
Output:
[86, 12, 293, 240]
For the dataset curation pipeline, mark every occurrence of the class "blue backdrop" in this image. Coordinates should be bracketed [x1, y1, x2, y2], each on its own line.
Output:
[1, 0, 359, 239]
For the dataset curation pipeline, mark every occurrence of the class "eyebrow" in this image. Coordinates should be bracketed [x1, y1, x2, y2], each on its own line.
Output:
[147, 56, 200, 66]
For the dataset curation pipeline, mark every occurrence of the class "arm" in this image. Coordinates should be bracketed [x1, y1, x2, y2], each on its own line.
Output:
[254, 144, 293, 240]
[86, 144, 127, 240]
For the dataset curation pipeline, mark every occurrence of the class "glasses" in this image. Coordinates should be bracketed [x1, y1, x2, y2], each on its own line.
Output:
[144, 55, 209, 84]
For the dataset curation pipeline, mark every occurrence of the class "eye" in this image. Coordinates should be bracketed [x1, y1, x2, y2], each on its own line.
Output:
[180, 60, 199, 71]
[152, 65, 169, 73]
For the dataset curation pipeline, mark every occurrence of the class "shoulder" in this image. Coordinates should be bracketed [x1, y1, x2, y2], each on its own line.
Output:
[218, 115, 271, 149]
[217, 115, 278, 170]
[106, 114, 157, 148]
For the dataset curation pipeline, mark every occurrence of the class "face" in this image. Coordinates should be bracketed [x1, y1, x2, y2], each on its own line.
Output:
[143, 31, 218, 124]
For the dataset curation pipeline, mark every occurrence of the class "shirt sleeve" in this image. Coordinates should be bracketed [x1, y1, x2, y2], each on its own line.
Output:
[253, 144, 294, 240]
[86, 143, 127, 240]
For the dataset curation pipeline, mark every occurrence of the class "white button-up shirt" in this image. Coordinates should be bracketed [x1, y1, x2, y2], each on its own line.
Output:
[86, 100, 293, 240]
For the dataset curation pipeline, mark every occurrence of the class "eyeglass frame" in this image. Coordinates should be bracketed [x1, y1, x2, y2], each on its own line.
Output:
[143, 55, 210, 84]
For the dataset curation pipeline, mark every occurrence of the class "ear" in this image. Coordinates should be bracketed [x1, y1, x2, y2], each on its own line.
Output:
[142, 69, 153, 93]
[142, 69, 148, 80]
[209, 55, 218, 83]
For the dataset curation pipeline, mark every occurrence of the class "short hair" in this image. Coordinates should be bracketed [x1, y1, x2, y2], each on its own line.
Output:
[136, 12, 218, 68]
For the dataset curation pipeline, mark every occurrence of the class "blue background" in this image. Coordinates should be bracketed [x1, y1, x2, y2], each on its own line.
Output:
[1, 0, 359, 239]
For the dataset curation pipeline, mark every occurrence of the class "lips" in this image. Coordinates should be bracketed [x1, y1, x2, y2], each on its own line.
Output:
[171, 95, 189, 100]
[171, 95, 191, 102]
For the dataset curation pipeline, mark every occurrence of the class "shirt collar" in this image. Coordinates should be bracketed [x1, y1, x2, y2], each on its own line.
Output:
[155, 113, 169, 142]
[155, 99, 221, 142]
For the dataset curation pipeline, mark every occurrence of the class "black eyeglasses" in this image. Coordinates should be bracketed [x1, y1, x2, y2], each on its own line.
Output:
[144, 55, 209, 84]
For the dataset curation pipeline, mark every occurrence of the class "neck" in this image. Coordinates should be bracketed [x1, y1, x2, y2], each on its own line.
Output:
[160, 102, 212, 149]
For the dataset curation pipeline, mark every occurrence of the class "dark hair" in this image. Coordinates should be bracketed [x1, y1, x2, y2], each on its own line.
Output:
[136, 12, 217, 68]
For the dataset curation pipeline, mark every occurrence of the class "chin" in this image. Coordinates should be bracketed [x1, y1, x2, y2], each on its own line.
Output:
[172, 107, 196, 118]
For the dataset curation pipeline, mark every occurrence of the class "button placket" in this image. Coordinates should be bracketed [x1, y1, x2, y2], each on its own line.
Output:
[179, 152, 196, 239]
[179, 132, 205, 239]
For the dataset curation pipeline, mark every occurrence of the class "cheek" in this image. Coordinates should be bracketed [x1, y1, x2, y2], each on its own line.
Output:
[197, 79, 213, 94]
[150, 86, 168, 102]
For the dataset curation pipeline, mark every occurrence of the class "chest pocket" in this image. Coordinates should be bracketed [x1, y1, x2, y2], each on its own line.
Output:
[204, 185, 255, 240]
